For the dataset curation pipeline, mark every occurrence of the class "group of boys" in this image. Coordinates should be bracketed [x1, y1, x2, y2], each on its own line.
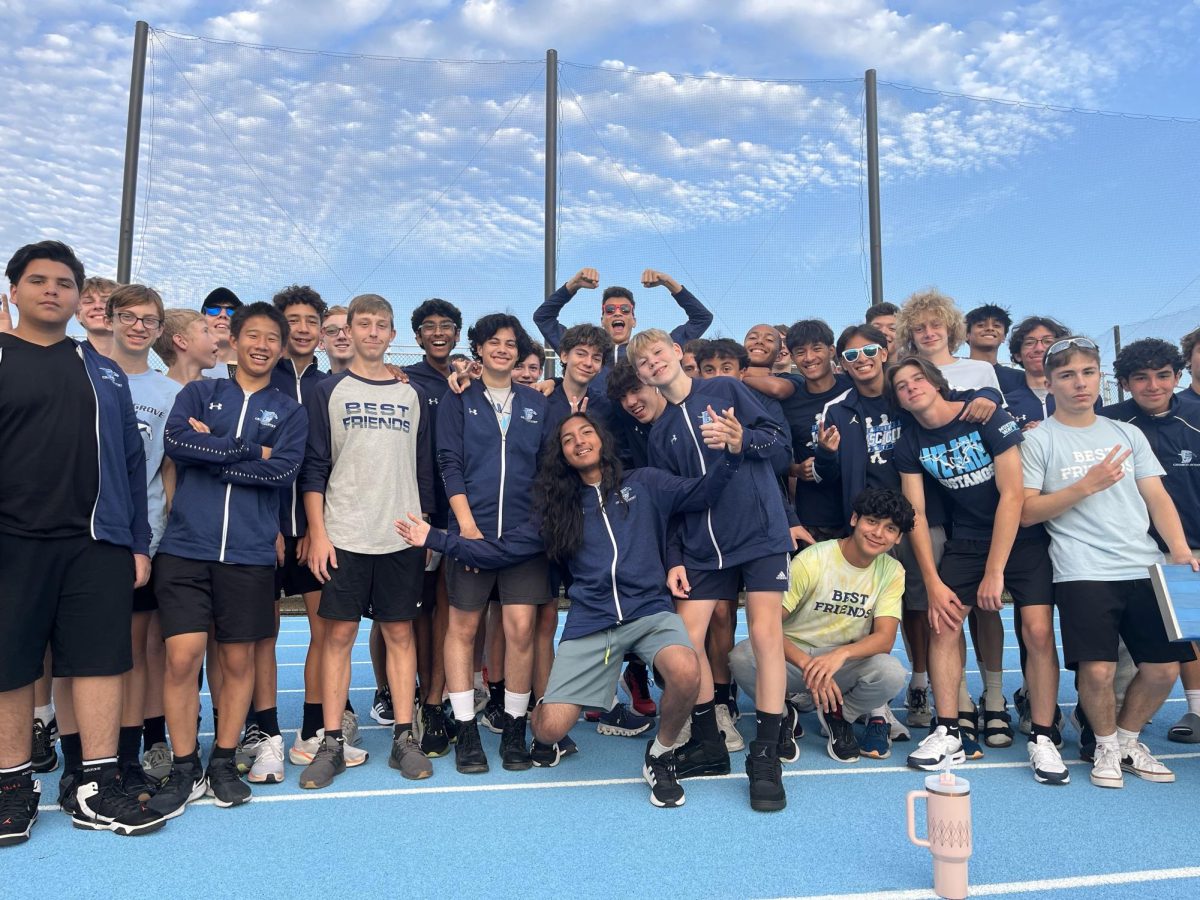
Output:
[2, 238, 1199, 844]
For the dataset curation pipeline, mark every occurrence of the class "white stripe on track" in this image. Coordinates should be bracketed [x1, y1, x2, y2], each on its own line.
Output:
[767, 865, 1200, 900]
[37, 752, 1200, 812]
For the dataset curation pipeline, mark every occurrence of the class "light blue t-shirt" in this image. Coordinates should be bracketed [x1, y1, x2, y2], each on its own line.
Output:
[128, 370, 183, 555]
[1021, 415, 1165, 582]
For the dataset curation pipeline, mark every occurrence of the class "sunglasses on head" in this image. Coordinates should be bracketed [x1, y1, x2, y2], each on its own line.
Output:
[603, 304, 633, 316]
[1043, 337, 1098, 366]
[841, 344, 883, 363]
[202, 305, 235, 317]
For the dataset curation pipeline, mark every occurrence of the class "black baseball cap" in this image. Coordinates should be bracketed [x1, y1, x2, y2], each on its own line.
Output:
[201, 287, 242, 312]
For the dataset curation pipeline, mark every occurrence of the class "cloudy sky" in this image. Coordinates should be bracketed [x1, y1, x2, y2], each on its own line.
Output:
[3, 0, 1199, 348]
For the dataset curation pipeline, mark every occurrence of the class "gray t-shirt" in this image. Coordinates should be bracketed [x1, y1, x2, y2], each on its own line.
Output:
[1020, 415, 1164, 582]
[127, 369, 183, 555]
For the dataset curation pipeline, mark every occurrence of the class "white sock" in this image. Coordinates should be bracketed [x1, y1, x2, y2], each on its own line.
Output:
[0, 761, 32, 775]
[910, 672, 928, 690]
[649, 736, 672, 758]
[473, 670, 485, 691]
[1094, 730, 1120, 752]
[34, 704, 54, 724]
[449, 690, 475, 723]
[1186, 689, 1200, 716]
[984, 670, 1005, 712]
[504, 690, 531, 719]
[1116, 726, 1140, 752]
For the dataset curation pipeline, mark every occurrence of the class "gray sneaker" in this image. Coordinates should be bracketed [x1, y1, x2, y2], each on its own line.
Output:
[389, 729, 433, 780]
[341, 710, 361, 747]
[141, 742, 174, 783]
[299, 735, 346, 790]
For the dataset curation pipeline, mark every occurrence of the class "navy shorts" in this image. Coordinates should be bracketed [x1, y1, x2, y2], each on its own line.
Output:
[685, 553, 792, 600]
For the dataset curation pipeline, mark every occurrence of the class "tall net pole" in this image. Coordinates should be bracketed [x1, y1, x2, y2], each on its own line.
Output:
[117, 20, 150, 284]
[865, 68, 883, 307]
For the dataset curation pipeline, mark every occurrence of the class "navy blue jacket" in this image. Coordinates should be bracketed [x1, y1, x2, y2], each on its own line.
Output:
[1006, 379, 1102, 427]
[544, 379, 616, 443]
[648, 376, 793, 570]
[271, 358, 328, 537]
[534, 283, 712, 393]
[436, 379, 547, 540]
[1102, 395, 1200, 549]
[15, 340, 153, 556]
[813, 385, 1002, 529]
[160, 378, 307, 566]
[995, 364, 1026, 394]
[425, 455, 740, 640]
[403, 358, 454, 526]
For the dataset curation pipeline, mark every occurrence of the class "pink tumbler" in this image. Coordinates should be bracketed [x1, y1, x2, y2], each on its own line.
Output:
[906, 772, 971, 900]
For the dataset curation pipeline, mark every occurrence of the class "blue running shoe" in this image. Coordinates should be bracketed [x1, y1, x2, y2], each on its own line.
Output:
[596, 703, 653, 737]
[559, 733, 579, 757]
[860, 715, 892, 759]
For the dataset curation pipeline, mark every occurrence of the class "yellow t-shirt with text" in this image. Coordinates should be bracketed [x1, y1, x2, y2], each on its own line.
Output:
[783, 540, 904, 651]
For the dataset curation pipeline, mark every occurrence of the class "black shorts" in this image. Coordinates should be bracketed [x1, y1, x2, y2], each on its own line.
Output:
[132, 580, 158, 613]
[938, 537, 1054, 608]
[446, 553, 552, 612]
[685, 553, 791, 600]
[418, 555, 446, 616]
[0, 534, 134, 691]
[275, 535, 323, 598]
[1055, 578, 1197, 670]
[319, 547, 425, 622]
[155, 553, 277, 644]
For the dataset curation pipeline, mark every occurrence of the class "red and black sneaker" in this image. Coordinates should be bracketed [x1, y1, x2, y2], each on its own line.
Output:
[621, 662, 657, 717]
[0, 773, 40, 847]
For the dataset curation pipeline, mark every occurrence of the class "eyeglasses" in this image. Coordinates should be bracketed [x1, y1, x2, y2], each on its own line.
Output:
[112, 311, 163, 330]
[1043, 337, 1098, 365]
[1020, 335, 1060, 350]
[322, 325, 349, 337]
[202, 305, 235, 317]
[418, 322, 457, 335]
[602, 304, 633, 316]
[841, 343, 883, 363]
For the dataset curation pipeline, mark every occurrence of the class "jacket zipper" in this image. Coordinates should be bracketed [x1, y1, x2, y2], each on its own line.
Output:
[289, 362, 306, 535]
[594, 484, 623, 622]
[220, 389, 252, 562]
[79, 347, 103, 541]
[679, 400, 723, 568]
[497, 433, 507, 537]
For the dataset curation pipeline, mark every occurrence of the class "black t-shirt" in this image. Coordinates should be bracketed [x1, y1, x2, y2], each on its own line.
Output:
[859, 392, 902, 490]
[893, 405, 1024, 541]
[0, 335, 98, 538]
[778, 372, 851, 527]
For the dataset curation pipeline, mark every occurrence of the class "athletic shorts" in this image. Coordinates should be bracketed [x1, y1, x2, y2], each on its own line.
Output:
[418, 555, 446, 617]
[318, 546, 425, 623]
[275, 535, 322, 598]
[154, 553, 277, 644]
[446, 553, 551, 612]
[0, 533, 134, 692]
[685, 553, 792, 600]
[132, 580, 159, 613]
[1055, 578, 1197, 670]
[938, 536, 1054, 608]
[542, 611, 693, 709]
[892, 525, 946, 612]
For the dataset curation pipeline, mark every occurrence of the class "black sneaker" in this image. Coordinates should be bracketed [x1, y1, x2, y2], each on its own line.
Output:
[530, 740, 562, 768]
[0, 774, 39, 847]
[500, 713, 532, 771]
[74, 770, 166, 835]
[147, 758, 206, 819]
[816, 707, 860, 763]
[371, 687, 396, 726]
[454, 720, 489, 774]
[119, 760, 157, 802]
[778, 701, 801, 764]
[419, 703, 451, 758]
[206, 756, 251, 807]
[745, 740, 786, 812]
[31, 719, 58, 774]
[643, 742, 685, 808]
[673, 736, 731, 779]
[1071, 705, 1096, 762]
[442, 701, 460, 744]
[480, 699, 505, 735]
[57, 769, 80, 815]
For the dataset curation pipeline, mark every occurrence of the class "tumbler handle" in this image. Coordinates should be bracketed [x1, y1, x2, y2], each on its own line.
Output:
[906, 790, 930, 848]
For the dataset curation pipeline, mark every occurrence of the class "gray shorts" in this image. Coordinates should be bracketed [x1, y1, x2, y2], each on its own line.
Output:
[891, 525, 946, 612]
[543, 611, 693, 710]
[445, 553, 551, 612]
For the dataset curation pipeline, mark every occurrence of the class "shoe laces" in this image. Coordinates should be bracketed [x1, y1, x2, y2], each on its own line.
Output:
[208, 757, 241, 785]
[647, 750, 677, 781]
[0, 776, 34, 815]
[1029, 735, 1062, 767]
[239, 724, 265, 749]
[1122, 741, 1163, 768]
[256, 736, 284, 765]
[96, 775, 153, 818]
[1093, 742, 1122, 770]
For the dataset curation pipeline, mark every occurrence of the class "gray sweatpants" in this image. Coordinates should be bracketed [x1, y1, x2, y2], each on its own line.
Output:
[729, 639, 907, 722]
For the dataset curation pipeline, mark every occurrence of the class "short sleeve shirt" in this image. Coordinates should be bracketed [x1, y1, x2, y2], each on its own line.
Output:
[858, 393, 902, 490]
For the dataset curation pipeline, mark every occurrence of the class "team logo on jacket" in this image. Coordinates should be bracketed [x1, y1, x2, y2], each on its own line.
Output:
[254, 409, 279, 428]
[619, 485, 636, 503]
[1182, 450, 1195, 465]
[209, 402, 223, 410]
[521, 407, 538, 424]
[468, 407, 478, 416]
[98, 366, 122, 385]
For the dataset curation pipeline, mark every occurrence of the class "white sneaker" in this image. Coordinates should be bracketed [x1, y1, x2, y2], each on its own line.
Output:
[248, 734, 286, 784]
[715, 703, 744, 752]
[289, 729, 368, 767]
[1027, 735, 1069, 785]
[906, 725, 966, 771]
[341, 710, 360, 747]
[882, 705, 910, 742]
[1120, 741, 1175, 783]
[1090, 743, 1124, 788]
